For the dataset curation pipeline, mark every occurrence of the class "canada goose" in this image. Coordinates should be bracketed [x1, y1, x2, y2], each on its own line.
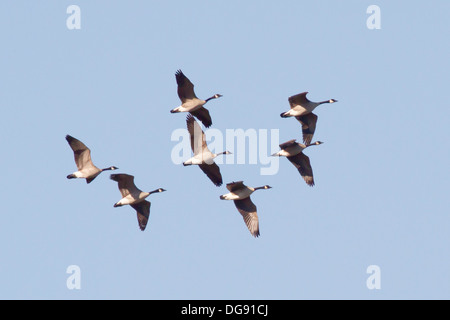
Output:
[220, 181, 272, 238]
[183, 115, 231, 187]
[110, 174, 166, 231]
[272, 140, 323, 186]
[170, 70, 222, 128]
[66, 135, 118, 184]
[280, 92, 337, 145]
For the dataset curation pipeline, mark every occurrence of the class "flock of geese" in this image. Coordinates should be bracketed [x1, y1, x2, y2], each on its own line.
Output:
[66, 70, 337, 237]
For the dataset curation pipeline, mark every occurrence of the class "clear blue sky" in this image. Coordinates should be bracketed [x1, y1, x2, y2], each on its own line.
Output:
[0, 1, 449, 299]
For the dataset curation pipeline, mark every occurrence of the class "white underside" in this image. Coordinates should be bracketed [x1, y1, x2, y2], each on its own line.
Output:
[221, 188, 254, 200]
[284, 106, 309, 117]
[73, 171, 85, 178]
[172, 99, 205, 113]
[275, 145, 303, 157]
[184, 153, 216, 165]
[116, 192, 149, 206]
[73, 169, 100, 179]
[274, 150, 294, 157]
[172, 106, 190, 113]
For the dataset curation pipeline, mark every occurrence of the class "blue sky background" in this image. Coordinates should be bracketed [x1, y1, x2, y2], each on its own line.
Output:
[0, 1, 449, 299]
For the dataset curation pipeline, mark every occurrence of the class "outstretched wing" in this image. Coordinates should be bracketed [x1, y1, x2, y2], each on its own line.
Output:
[190, 107, 212, 128]
[199, 162, 223, 187]
[287, 153, 315, 186]
[131, 200, 151, 231]
[234, 198, 260, 238]
[176, 70, 197, 102]
[279, 139, 298, 150]
[295, 113, 318, 145]
[66, 135, 94, 171]
[110, 174, 141, 197]
[226, 181, 245, 192]
[186, 114, 207, 154]
[288, 92, 310, 108]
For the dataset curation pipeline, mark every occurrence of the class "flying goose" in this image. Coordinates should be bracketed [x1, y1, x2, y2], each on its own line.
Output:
[170, 69, 222, 128]
[280, 92, 337, 145]
[66, 135, 118, 184]
[183, 114, 231, 187]
[110, 174, 166, 231]
[220, 181, 272, 238]
[272, 139, 323, 186]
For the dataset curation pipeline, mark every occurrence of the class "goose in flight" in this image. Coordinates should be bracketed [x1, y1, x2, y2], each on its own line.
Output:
[220, 181, 272, 238]
[183, 114, 231, 187]
[272, 140, 323, 186]
[170, 69, 222, 128]
[280, 92, 337, 145]
[110, 174, 166, 231]
[66, 135, 118, 184]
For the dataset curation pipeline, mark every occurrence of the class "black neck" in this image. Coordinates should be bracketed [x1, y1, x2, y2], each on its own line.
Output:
[149, 189, 161, 195]
[205, 95, 218, 103]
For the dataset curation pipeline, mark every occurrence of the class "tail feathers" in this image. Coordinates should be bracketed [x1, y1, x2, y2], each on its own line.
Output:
[220, 195, 226, 200]
[67, 174, 76, 179]
[280, 111, 290, 118]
